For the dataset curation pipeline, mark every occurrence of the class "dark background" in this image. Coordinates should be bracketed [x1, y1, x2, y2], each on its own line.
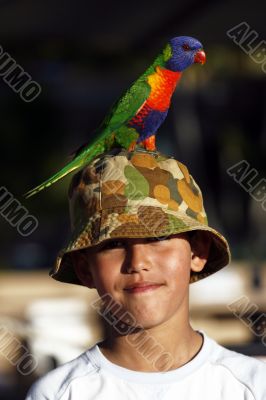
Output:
[0, 0, 265, 271]
[0, 1, 266, 399]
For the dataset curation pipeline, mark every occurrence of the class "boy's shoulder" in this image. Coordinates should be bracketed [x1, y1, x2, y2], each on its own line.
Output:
[208, 335, 266, 396]
[210, 335, 265, 370]
[25, 348, 98, 399]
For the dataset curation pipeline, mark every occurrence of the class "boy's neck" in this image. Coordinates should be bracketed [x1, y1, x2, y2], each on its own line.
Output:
[98, 324, 203, 373]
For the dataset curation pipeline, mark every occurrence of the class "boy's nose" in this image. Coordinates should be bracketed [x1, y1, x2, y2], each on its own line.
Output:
[125, 243, 152, 273]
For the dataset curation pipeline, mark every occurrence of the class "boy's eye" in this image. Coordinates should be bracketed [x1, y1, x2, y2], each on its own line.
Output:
[100, 239, 125, 251]
[145, 236, 170, 243]
[97, 236, 171, 252]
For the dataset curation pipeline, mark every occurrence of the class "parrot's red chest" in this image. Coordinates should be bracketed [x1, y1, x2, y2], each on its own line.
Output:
[146, 66, 181, 111]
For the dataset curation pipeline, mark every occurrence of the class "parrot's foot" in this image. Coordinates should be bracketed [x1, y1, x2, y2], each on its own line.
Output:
[143, 135, 156, 151]
[128, 141, 137, 152]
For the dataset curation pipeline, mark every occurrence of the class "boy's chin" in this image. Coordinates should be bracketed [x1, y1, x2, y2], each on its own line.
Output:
[105, 313, 164, 334]
[120, 314, 166, 332]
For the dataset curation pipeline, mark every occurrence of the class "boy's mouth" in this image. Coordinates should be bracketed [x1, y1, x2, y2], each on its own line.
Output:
[124, 281, 163, 294]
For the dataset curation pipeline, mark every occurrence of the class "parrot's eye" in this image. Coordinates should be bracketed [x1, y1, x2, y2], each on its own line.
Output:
[182, 44, 190, 51]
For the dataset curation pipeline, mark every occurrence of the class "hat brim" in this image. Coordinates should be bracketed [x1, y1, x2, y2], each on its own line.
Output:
[50, 205, 231, 285]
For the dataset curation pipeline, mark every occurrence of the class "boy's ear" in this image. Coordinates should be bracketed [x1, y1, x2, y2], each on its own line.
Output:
[71, 251, 95, 289]
[190, 231, 212, 273]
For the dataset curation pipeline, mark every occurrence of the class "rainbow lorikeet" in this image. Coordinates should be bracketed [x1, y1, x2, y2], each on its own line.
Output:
[24, 36, 206, 198]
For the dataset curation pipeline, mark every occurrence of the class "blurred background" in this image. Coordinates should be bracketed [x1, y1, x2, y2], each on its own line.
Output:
[0, 0, 265, 398]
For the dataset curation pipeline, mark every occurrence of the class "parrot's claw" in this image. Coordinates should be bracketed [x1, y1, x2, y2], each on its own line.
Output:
[142, 135, 156, 151]
[128, 141, 137, 152]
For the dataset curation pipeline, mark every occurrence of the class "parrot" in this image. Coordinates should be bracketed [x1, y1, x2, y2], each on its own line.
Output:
[24, 36, 206, 198]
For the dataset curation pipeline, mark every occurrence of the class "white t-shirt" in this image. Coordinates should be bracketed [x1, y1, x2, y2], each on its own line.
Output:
[26, 332, 266, 399]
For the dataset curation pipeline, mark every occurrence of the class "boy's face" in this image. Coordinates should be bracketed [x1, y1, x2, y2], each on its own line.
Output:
[74, 232, 210, 330]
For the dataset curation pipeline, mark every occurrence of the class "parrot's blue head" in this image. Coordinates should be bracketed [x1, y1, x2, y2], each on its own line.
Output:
[166, 36, 206, 72]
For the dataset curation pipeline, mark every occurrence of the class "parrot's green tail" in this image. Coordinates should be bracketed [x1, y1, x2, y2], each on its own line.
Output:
[23, 162, 82, 199]
[24, 140, 105, 199]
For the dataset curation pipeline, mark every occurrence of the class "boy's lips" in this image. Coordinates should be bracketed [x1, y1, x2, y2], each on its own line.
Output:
[124, 281, 163, 293]
[124, 281, 162, 289]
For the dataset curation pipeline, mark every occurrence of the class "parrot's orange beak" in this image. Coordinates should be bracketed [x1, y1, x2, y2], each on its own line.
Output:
[194, 50, 206, 64]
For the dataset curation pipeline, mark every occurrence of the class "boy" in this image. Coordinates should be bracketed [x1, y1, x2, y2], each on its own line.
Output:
[26, 148, 266, 399]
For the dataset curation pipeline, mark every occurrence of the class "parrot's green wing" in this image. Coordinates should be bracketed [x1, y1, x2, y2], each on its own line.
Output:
[95, 77, 151, 147]
[105, 80, 150, 127]
[70, 77, 151, 158]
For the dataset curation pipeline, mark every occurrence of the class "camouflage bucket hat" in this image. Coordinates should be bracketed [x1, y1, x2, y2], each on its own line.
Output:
[50, 148, 231, 285]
